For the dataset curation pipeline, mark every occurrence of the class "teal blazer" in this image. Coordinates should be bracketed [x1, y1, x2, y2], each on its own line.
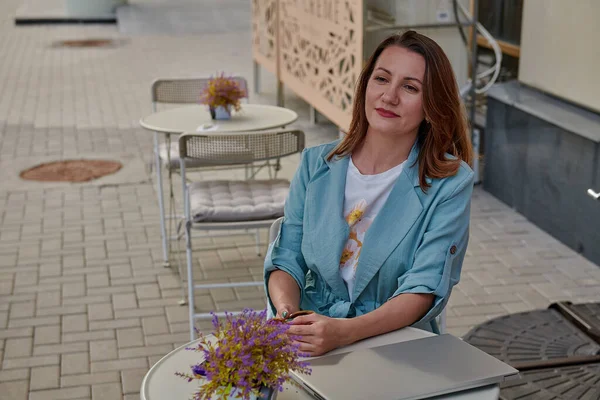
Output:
[264, 140, 474, 333]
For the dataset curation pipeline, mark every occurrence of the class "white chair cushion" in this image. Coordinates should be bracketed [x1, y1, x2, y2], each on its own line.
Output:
[159, 142, 254, 169]
[189, 179, 290, 222]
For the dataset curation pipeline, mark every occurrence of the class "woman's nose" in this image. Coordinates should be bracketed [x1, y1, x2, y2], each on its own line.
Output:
[381, 88, 399, 105]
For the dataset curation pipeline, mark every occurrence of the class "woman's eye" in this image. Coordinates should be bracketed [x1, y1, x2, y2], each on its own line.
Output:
[374, 76, 387, 83]
[404, 85, 418, 92]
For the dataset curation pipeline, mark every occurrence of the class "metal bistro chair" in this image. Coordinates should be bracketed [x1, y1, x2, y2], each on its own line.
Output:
[266, 217, 447, 334]
[150, 77, 250, 268]
[179, 129, 305, 341]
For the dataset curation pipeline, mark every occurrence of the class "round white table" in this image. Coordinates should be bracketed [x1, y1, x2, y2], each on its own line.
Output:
[140, 104, 298, 134]
[140, 327, 500, 400]
[139, 103, 299, 268]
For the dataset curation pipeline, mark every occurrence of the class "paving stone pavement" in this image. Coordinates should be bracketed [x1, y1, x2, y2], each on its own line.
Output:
[1, 0, 599, 399]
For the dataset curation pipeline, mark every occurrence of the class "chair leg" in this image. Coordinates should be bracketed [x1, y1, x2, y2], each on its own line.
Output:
[185, 220, 196, 342]
[154, 132, 170, 268]
[253, 60, 260, 94]
[174, 220, 188, 306]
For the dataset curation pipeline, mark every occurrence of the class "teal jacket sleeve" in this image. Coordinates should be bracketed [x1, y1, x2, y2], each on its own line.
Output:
[264, 148, 310, 316]
[390, 167, 474, 325]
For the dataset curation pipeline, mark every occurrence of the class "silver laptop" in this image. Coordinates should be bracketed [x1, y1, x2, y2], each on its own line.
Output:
[290, 334, 518, 400]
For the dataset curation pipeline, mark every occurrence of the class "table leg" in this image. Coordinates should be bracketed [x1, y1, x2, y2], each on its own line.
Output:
[154, 131, 170, 268]
[253, 60, 260, 94]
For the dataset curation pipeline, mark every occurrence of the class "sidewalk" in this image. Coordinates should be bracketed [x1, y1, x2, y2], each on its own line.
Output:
[1, 0, 599, 399]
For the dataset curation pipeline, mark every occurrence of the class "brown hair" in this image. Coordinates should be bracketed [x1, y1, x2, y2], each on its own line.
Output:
[328, 30, 473, 191]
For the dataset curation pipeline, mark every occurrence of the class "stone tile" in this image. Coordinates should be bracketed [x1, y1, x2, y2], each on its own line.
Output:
[0, 327, 33, 340]
[92, 383, 121, 400]
[87, 303, 113, 321]
[141, 316, 169, 336]
[124, 394, 140, 400]
[0, 369, 29, 382]
[0, 311, 6, 329]
[118, 344, 172, 359]
[14, 283, 61, 294]
[114, 307, 164, 319]
[121, 369, 147, 394]
[36, 291, 61, 309]
[30, 366, 59, 391]
[10, 301, 35, 319]
[62, 282, 86, 298]
[109, 265, 132, 279]
[157, 274, 180, 290]
[117, 327, 144, 349]
[61, 372, 120, 388]
[145, 332, 190, 346]
[89, 318, 140, 331]
[135, 283, 160, 300]
[502, 302, 535, 314]
[33, 342, 88, 356]
[63, 295, 111, 306]
[63, 330, 115, 344]
[62, 314, 88, 333]
[61, 352, 89, 375]
[518, 290, 552, 309]
[90, 340, 117, 362]
[3, 355, 59, 370]
[36, 305, 86, 317]
[484, 284, 533, 295]
[4, 337, 33, 358]
[165, 306, 188, 324]
[29, 386, 90, 400]
[453, 304, 506, 317]
[9, 316, 59, 329]
[0, 380, 28, 400]
[91, 357, 148, 373]
[86, 273, 110, 289]
[112, 293, 137, 310]
[15, 271, 38, 286]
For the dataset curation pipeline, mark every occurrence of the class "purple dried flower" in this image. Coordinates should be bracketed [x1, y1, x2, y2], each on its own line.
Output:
[191, 363, 206, 377]
[176, 308, 312, 400]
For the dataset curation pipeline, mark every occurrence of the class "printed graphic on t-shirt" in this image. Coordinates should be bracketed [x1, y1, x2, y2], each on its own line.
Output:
[340, 199, 373, 271]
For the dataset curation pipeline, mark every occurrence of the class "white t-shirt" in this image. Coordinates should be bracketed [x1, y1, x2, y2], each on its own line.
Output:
[340, 157, 406, 301]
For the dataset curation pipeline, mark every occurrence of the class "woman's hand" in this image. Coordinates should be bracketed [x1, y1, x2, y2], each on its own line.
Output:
[287, 313, 351, 357]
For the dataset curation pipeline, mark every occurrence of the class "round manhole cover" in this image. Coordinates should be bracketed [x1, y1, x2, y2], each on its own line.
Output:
[57, 39, 115, 48]
[20, 160, 122, 183]
[462, 309, 600, 364]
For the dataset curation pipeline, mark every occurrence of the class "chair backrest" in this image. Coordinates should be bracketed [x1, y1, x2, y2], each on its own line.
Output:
[151, 77, 249, 107]
[179, 129, 305, 167]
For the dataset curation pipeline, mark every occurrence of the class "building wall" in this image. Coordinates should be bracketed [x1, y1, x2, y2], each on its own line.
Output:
[519, 0, 600, 113]
[365, 0, 469, 88]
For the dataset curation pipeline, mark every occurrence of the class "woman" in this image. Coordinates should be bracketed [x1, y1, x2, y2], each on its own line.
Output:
[264, 30, 474, 357]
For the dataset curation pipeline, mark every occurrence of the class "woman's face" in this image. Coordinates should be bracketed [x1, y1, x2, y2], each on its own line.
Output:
[365, 46, 426, 139]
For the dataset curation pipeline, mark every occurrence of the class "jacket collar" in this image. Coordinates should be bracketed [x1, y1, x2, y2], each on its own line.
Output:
[324, 139, 431, 187]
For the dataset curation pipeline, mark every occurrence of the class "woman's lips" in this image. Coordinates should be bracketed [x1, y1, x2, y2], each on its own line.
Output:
[375, 108, 399, 118]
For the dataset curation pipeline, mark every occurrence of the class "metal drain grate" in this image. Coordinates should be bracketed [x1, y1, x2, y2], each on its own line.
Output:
[464, 302, 600, 400]
[463, 309, 600, 367]
[551, 302, 600, 343]
[500, 363, 600, 400]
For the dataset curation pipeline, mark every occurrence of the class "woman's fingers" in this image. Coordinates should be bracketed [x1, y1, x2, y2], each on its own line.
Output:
[293, 340, 316, 354]
[287, 323, 314, 336]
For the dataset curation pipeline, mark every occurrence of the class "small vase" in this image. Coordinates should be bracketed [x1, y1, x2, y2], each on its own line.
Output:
[215, 385, 274, 399]
[211, 105, 232, 120]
